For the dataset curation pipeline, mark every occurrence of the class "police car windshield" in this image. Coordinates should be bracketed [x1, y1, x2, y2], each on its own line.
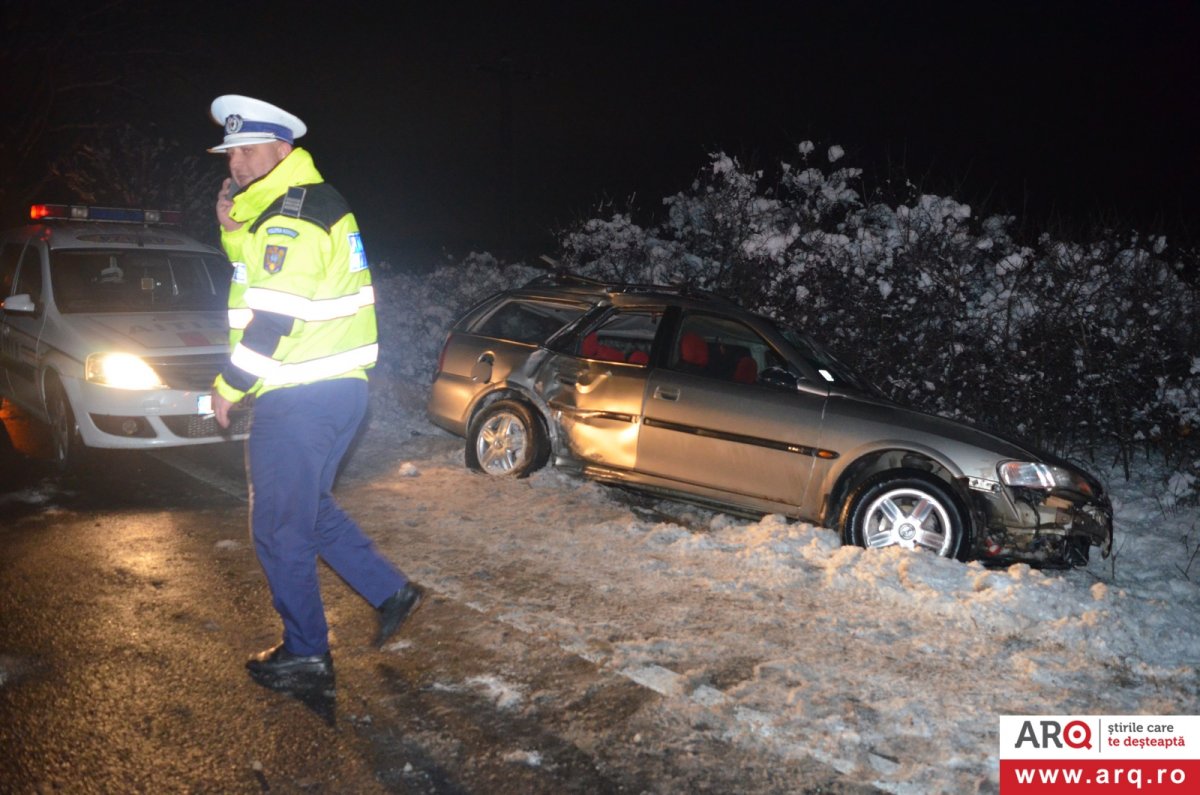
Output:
[50, 250, 231, 313]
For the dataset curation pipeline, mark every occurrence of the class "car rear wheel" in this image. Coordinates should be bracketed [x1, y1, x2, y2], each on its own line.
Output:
[465, 399, 549, 478]
[841, 471, 969, 560]
[45, 375, 86, 472]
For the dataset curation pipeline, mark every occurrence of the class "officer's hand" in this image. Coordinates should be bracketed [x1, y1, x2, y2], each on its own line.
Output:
[216, 178, 242, 232]
[212, 389, 236, 429]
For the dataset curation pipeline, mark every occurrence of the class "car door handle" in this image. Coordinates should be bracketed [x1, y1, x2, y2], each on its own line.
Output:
[653, 386, 679, 401]
[556, 373, 578, 387]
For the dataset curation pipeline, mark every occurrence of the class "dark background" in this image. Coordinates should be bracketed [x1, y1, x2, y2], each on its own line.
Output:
[3, 0, 1197, 266]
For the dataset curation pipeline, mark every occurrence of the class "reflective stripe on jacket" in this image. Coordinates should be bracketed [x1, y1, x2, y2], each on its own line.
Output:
[213, 148, 377, 402]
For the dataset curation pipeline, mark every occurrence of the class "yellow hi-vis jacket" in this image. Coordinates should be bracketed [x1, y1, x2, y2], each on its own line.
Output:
[213, 147, 377, 404]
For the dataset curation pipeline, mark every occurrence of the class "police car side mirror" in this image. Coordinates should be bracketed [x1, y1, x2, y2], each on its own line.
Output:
[1, 293, 36, 313]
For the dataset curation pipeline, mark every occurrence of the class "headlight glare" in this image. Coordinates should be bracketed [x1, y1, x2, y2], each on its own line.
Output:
[85, 352, 166, 390]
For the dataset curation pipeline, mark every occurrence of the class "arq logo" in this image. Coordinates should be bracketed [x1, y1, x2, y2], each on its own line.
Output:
[1014, 719, 1093, 750]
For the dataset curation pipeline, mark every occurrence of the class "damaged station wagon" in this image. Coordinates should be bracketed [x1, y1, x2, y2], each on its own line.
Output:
[427, 275, 1113, 567]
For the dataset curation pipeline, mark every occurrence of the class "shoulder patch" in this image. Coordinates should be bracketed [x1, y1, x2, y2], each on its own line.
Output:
[348, 232, 368, 272]
[263, 245, 288, 274]
[265, 226, 299, 238]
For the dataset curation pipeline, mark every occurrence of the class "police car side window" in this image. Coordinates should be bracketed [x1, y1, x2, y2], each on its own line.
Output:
[1, 242, 23, 298]
[14, 252, 43, 304]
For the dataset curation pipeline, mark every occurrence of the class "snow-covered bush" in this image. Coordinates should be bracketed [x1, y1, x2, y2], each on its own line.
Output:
[373, 145, 1199, 496]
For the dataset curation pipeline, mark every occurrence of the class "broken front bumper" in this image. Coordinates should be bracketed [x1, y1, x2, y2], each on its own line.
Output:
[967, 480, 1114, 566]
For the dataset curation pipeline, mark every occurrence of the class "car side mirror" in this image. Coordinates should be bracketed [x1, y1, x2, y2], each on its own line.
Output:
[759, 366, 799, 389]
[1, 293, 35, 313]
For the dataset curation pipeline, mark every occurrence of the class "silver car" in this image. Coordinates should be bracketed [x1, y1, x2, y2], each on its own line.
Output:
[1, 204, 247, 469]
[427, 275, 1113, 567]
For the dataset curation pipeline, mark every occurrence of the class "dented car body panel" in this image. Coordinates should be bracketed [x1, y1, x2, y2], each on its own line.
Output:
[428, 276, 1114, 567]
[543, 356, 647, 470]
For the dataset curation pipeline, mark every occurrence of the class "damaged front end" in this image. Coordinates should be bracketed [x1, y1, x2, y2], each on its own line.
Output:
[965, 461, 1114, 568]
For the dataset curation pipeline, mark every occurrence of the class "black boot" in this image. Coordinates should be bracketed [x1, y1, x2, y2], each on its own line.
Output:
[377, 583, 425, 646]
[246, 643, 333, 689]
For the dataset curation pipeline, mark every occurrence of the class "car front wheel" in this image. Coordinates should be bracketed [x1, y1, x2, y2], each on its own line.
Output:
[841, 471, 969, 560]
[465, 399, 549, 478]
[45, 375, 86, 472]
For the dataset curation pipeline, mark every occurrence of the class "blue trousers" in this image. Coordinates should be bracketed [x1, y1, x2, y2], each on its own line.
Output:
[247, 378, 406, 656]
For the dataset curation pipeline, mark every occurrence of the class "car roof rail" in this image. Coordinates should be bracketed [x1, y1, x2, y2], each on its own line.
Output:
[610, 282, 728, 302]
[523, 272, 613, 290]
[523, 270, 735, 305]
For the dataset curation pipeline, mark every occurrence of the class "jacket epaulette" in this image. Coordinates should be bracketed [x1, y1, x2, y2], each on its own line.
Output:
[250, 183, 350, 234]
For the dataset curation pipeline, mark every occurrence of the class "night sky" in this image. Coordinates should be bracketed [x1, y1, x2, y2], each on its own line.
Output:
[19, 1, 1200, 264]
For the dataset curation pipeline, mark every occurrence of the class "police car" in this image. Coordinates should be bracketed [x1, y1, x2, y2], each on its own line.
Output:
[0, 204, 246, 469]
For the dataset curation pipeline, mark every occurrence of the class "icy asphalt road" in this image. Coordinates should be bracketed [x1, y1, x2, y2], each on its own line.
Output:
[0, 411, 871, 793]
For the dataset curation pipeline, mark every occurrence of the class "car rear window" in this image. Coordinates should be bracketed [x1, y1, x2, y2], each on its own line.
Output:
[471, 299, 588, 345]
[50, 250, 231, 313]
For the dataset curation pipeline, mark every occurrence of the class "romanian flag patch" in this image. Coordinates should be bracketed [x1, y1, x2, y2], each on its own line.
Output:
[263, 244, 288, 274]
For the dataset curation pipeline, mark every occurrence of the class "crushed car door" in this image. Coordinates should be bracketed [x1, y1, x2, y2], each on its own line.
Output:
[636, 311, 830, 511]
[539, 308, 660, 470]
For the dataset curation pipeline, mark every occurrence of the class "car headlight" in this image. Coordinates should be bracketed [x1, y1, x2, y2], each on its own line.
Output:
[998, 461, 1094, 497]
[85, 352, 167, 390]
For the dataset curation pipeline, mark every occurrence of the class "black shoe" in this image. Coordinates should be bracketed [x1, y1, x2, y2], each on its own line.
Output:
[377, 583, 425, 646]
[246, 643, 333, 689]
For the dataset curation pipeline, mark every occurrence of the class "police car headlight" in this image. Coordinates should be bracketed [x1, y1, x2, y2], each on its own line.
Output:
[85, 353, 167, 390]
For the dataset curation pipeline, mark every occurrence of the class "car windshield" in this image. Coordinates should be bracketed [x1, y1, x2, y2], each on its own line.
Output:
[50, 250, 231, 313]
[776, 323, 881, 395]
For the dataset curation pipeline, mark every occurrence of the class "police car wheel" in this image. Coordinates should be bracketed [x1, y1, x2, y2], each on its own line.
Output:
[45, 376, 84, 472]
[465, 399, 549, 479]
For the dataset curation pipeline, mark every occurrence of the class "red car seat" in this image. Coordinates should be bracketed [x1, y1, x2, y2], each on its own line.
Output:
[679, 332, 709, 370]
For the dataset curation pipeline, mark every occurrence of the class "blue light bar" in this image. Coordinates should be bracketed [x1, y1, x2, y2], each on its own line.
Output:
[29, 204, 182, 225]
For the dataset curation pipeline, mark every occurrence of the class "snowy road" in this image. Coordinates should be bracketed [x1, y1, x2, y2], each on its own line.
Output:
[3, 399, 1198, 793]
[0, 411, 871, 793]
[349, 414, 1200, 794]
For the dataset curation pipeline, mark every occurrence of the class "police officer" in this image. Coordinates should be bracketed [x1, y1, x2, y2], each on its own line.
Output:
[207, 95, 422, 689]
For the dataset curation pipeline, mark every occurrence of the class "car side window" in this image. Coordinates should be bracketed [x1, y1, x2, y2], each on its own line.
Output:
[13, 248, 43, 305]
[1, 242, 25, 298]
[669, 313, 786, 385]
[576, 309, 660, 365]
[472, 299, 587, 345]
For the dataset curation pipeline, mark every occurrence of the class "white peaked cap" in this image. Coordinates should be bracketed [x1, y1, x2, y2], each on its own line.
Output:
[208, 95, 307, 153]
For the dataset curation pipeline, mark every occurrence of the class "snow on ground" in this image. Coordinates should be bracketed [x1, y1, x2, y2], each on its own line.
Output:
[358, 399, 1200, 793]
[2, 391, 1195, 792]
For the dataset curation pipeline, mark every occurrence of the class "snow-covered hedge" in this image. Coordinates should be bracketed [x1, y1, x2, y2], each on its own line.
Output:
[370, 252, 543, 427]
[373, 145, 1199, 490]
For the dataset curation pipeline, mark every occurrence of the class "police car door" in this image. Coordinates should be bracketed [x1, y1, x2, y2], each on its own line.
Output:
[0, 239, 44, 409]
